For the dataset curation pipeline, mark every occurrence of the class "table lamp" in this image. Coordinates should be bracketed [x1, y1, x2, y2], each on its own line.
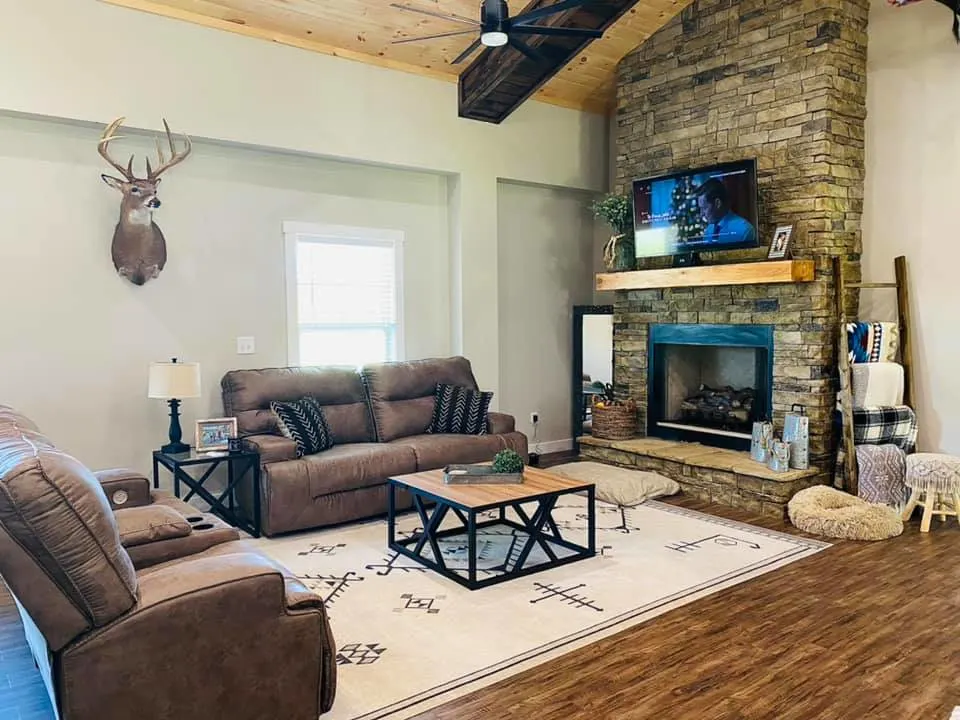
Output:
[148, 358, 201, 454]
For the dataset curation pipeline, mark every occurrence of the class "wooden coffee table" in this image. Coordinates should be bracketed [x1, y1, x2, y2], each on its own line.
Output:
[388, 467, 596, 590]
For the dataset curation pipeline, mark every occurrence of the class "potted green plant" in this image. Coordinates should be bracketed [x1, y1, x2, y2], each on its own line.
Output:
[492, 449, 524, 475]
[592, 194, 635, 272]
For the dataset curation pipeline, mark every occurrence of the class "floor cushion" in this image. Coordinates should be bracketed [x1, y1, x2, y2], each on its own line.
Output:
[788, 485, 903, 541]
[549, 461, 679, 506]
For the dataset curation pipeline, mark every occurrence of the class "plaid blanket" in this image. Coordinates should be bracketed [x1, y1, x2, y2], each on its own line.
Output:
[834, 405, 918, 487]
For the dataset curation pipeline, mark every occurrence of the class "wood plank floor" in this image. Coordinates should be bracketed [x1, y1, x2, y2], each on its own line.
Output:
[0, 590, 54, 720]
[411, 496, 960, 720]
[1, 495, 957, 719]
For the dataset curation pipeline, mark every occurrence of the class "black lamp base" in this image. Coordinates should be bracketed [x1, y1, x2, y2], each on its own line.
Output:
[161, 441, 191, 455]
[161, 398, 191, 455]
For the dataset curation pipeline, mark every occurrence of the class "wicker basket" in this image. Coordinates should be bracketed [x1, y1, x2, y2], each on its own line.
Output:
[591, 402, 637, 440]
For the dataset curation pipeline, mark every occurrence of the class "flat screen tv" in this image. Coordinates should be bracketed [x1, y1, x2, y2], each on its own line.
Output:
[632, 159, 759, 260]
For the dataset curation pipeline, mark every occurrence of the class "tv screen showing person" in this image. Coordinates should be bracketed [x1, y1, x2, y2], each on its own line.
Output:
[632, 160, 759, 258]
[695, 178, 757, 247]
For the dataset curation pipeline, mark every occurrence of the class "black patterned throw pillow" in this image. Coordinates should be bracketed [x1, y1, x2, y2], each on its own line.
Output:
[427, 384, 493, 436]
[270, 397, 334, 457]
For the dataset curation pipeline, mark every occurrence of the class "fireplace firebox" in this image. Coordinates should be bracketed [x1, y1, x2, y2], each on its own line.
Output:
[647, 324, 773, 450]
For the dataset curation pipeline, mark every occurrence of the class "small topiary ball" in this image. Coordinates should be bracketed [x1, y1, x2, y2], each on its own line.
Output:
[492, 449, 524, 474]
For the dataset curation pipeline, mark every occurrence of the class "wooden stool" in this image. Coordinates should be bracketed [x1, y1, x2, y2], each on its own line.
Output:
[902, 453, 960, 532]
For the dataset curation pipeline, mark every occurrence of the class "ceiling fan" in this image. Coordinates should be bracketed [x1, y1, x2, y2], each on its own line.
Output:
[390, 0, 604, 65]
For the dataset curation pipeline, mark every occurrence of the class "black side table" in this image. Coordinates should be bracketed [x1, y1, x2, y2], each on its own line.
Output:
[152, 449, 262, 538]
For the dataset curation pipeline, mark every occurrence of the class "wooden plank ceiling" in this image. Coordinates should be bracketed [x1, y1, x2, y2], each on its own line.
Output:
[101, 0, 690, 115]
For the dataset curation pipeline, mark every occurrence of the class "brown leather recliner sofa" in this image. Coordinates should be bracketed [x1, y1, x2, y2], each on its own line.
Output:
[221, 356, 527, 536]
[0, 405, 336, 720]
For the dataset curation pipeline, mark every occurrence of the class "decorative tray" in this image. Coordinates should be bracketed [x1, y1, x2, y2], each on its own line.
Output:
[442, 464, 524, 485]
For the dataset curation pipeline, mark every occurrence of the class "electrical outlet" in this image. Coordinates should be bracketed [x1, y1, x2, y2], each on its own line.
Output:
[236, 336, 256, 355]
[530, 412, 540, 425]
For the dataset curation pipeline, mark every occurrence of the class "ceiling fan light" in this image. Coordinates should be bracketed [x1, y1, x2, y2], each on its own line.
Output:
[481, 31, 509, 47]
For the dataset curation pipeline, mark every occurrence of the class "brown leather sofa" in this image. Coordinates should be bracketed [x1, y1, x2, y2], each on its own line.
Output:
[0, 405, 336, 720]
[222, 356, 527, 536]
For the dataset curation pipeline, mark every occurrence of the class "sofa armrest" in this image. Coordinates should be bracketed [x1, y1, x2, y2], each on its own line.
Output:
[114, 505, 192, 548]
[487, 412, 516, 435]
[93, 468, 152, 509]
[59, 552, 335, 718]
[243, 434, 298, 463]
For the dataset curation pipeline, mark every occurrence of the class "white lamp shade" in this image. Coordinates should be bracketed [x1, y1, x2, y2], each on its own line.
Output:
[148, 362, 201, 400]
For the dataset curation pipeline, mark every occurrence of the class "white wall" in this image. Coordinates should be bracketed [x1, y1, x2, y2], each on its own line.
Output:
[0, 114, 449, 471]
[0, 0, 610, 471]
[497, 182, 596, 451]
[864, 0, 960, 452]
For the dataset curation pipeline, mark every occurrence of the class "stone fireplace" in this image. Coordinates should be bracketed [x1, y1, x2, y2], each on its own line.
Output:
[580, 0, 868, 516]
[648, 324, 773, 450]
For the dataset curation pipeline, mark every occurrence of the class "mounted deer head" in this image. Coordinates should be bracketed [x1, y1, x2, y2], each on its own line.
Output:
[99, 117, 192, 285]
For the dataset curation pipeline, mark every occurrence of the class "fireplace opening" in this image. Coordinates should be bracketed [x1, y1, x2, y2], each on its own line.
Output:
[648, 324, 773, 450]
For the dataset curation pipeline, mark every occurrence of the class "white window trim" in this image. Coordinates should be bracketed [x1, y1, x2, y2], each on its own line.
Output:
[283, 221, 405, 367]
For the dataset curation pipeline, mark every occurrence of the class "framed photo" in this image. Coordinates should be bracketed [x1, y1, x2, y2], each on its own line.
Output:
[195, 417, 237, 453]
[767, 225, 794, 260]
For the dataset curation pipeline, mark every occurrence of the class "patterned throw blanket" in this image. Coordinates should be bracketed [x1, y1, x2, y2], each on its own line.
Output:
[846, 321, 899, 364]
[834, 406, 919, 488]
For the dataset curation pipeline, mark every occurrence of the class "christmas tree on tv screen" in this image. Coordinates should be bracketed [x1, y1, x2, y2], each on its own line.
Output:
[671, 177, 706, 243]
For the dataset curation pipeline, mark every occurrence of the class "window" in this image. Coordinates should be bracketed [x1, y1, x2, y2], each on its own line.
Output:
[284, 222, 404, 368]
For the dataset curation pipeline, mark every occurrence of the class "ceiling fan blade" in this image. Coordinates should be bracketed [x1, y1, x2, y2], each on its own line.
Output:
[392, 29, 478, 45]
[389, 3, 479, 26]
[452, 38, 482, 64]
[512, 0, 592, 26]
[508, 36, 550, 65]
[511, 25, 604, 39]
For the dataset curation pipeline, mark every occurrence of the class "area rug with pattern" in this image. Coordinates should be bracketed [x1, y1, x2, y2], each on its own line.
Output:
[255, 498, 829, 720]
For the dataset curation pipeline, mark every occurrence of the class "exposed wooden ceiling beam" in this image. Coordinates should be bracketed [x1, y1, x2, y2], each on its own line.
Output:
[459, 0, 642, 123]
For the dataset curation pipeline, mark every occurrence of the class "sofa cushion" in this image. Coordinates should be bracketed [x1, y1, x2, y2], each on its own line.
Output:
[361, 357, 479, 442]
[427, 384, 493, 436]
[115, 505, 192, 548]
[221, 367, 375, 443]
[391, 433, 506, 470]
[271, 398, 335, 457]
[277, 443, 419, 498]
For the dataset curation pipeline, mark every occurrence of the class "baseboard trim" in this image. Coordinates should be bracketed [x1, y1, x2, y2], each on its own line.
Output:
[530, 438, 574, 455]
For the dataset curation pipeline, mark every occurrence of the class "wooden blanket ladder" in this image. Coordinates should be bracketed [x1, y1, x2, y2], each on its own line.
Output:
[834, 255, 914, 494]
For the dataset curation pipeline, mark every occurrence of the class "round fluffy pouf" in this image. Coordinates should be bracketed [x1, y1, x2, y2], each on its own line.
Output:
[787, 485, 903, 541]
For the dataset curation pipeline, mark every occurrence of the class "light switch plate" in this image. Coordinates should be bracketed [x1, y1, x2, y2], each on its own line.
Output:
[236, 336, 256, 355]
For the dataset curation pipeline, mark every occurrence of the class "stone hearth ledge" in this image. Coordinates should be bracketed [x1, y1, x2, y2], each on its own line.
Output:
[579, 436, 823, 518]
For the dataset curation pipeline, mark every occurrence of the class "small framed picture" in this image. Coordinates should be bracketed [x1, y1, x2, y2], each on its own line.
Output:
[195, 417, 237, 453]
[767, 225, 794, 259]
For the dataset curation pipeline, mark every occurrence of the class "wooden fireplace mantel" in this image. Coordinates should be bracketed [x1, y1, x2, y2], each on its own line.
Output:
[596, 259, 815, 292]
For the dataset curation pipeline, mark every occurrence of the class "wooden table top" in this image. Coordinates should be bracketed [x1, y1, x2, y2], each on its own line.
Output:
[390, 466, 593, 509]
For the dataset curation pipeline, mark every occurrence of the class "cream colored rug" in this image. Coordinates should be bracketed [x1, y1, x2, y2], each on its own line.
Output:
[256, 498, 828, 720]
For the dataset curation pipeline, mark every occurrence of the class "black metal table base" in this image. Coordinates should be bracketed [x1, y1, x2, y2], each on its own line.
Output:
[153, 451, 262, 538]
[388, 483, 596, 590]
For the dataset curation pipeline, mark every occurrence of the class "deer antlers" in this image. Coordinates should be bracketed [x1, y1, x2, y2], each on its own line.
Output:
[146, 119, 192, 180]
[98, 117, 192, 181]
[98, 118, 135, 181]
